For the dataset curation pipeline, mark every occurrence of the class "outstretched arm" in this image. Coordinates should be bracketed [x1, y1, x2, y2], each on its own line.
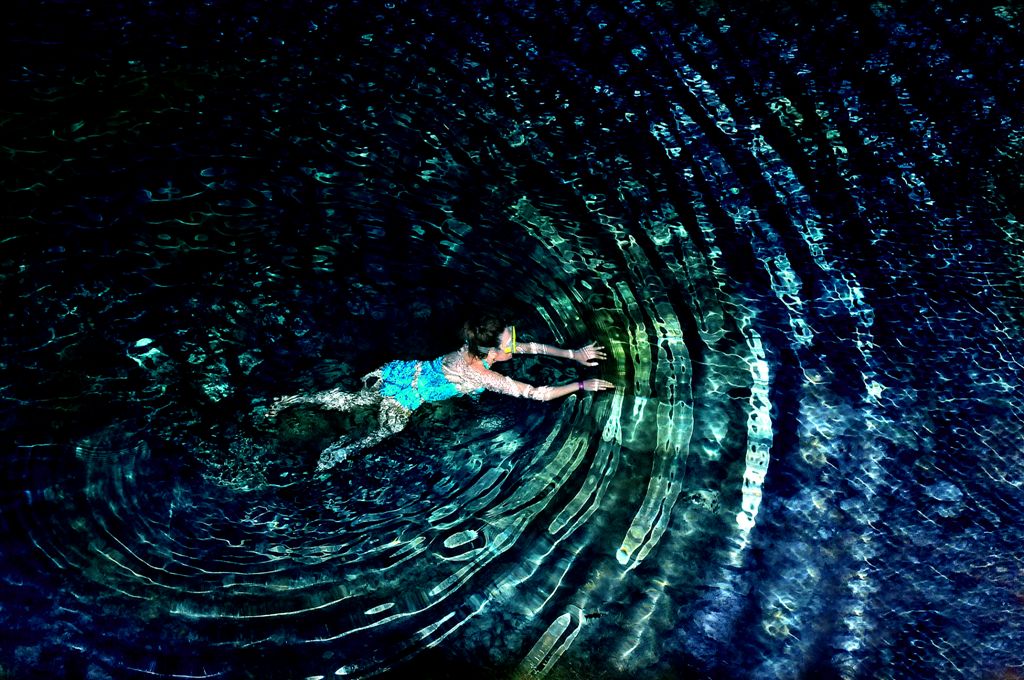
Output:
[517, 342, 608, 367]
[534, 378, 615, 401]
[478, 369, 614, 402]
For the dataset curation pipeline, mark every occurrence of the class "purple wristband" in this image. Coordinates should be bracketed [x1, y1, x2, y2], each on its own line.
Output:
[578, 380, 585, 391]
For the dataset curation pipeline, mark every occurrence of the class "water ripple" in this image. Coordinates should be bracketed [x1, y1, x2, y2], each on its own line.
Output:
[3, 1, 1023, 678]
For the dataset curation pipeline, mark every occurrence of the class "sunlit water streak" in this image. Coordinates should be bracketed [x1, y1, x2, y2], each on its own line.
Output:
[3, 1, 1024, 678]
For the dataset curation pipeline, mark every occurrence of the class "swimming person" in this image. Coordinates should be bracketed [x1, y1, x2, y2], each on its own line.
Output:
[267, 313, 615, 471]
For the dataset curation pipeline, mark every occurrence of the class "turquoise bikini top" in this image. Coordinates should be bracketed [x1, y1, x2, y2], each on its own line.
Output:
[378, 356, 487, 411]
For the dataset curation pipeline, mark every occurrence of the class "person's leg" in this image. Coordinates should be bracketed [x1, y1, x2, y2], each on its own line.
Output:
[378, 397, 412, 438]
[267, 386, 378, 419]
[315, 397, 411, 471]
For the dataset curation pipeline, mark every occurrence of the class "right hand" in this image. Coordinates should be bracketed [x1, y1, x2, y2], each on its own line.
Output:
[581, 379, 615, 392]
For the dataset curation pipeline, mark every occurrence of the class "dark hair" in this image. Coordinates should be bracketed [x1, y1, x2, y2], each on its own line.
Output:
[462, 312, 510, 358]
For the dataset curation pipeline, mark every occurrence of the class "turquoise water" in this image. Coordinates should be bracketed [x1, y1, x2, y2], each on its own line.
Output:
[3, 1, 1023, 678]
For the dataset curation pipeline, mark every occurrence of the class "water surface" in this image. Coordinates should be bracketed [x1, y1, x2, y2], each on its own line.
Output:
[3, 1, 1023, 678]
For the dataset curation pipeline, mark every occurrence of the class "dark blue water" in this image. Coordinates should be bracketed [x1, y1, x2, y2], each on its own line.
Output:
[3, 1, 1023, 678]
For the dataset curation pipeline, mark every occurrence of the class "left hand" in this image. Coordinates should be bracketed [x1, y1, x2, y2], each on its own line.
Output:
[573, 343, 607, 367]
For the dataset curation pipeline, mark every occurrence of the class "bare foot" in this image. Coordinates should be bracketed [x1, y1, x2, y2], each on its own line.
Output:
[316, 442, 352, 471]
[266, 395, 301, 420]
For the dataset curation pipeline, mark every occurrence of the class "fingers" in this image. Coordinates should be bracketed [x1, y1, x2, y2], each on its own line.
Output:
[577, 344, 608, 364]
[582, 379, 615, 391]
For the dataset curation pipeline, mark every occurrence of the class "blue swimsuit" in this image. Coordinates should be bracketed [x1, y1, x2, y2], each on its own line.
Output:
[378, 356, 488, 411]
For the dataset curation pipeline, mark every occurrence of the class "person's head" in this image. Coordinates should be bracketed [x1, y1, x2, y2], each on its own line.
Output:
[462, 312, 515, 361]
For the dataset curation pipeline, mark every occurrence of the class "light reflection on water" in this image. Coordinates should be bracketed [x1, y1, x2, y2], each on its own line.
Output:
[3, 1, 1023, 678]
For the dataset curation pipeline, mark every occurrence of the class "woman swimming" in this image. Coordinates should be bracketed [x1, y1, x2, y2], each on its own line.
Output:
[267, 313, 614, 471]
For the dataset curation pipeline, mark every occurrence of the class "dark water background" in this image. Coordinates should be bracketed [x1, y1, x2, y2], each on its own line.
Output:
[3, 1, 1024, 678]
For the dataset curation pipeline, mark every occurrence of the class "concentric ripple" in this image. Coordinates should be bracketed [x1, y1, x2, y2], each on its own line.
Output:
[3, 1, 1023, 678]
